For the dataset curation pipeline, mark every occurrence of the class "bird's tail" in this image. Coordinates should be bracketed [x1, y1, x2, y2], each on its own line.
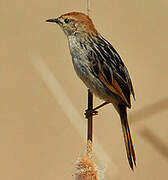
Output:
[119, 104, 136, 170]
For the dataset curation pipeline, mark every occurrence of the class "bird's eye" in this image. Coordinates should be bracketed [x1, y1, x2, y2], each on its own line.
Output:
[64, 18, 69, 24]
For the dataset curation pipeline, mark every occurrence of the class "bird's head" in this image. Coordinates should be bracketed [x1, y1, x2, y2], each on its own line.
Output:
[46, 12, 98, 37]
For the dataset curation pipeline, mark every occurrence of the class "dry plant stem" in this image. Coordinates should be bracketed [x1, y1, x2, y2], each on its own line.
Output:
[87, 139, 93, 158]
[86, 0, 93, 160]
[87, 89, 93, 143]
[87, 0, 90, 16]
[86, 2, 93, 146]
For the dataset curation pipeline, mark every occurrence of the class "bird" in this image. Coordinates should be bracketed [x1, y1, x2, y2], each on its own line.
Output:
[46, 12, 136, 170]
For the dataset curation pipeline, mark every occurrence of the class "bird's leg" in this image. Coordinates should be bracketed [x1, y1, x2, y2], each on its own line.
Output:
[92, 101, 110, 111]
[85, 102, 110, 118]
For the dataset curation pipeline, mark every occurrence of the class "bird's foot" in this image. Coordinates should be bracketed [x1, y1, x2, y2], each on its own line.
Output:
[85, 109, 98, 119]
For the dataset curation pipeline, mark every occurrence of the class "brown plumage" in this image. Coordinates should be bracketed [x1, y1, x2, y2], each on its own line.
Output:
[46, 12, 136, 170]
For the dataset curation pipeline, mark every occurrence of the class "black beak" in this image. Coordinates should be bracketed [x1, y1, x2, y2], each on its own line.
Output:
[46, 18, 60, 24]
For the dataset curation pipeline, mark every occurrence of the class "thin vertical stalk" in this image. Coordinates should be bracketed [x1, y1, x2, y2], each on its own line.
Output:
[87, 0, 90, 16]
[86, 0, 93, 158]
[87, 89, 93, 142]
[87, 89, 93, 157]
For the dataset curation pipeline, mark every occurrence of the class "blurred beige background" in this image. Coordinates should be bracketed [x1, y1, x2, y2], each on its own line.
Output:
[0, 0, 168, 179]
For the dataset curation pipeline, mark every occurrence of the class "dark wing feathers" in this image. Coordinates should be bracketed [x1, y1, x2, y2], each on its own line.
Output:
[88, 36, 135, 107]
[113, 73, 131, 107]
[101, 63, 113, 85]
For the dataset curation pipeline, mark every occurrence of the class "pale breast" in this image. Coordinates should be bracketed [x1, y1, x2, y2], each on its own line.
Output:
[67, 35, 120, 104]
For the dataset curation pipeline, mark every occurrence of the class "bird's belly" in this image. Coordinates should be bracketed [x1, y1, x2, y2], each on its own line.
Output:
[72, 57, 118, 103]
